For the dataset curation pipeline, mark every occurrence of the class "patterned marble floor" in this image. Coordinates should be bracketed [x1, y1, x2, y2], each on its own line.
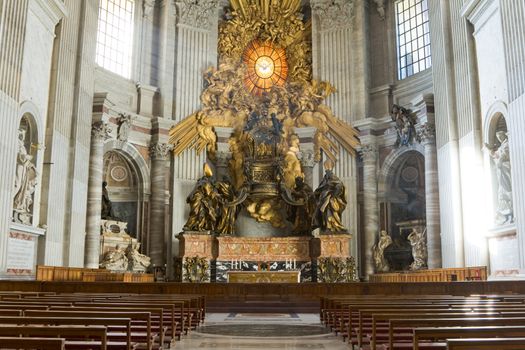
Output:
[175, 313, 348, 349]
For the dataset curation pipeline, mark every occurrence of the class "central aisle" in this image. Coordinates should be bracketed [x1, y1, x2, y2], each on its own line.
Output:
[177, 313, 347, 349]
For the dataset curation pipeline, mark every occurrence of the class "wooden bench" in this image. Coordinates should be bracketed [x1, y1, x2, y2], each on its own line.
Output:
[0, 337, 65, 349]
[0, 316, 133, 350]
[24, 310, 153, 350]
[446, 337, 525, 349]
[0, 325, 107, 350]
[413, 326, 525, 350]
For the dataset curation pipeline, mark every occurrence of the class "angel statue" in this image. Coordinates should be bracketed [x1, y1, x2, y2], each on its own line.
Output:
[408, 228, 428, 270]
[372, 230, 393, 272]
[312, 160, 348, 233]
[183, 163, 219, 232]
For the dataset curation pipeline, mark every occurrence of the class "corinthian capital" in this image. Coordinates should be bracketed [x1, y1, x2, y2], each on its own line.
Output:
[91, 121, 112, 142]
[175, 0, 218, 29]
[311, 0, 354, 31]
[150, 142, 174, 160]
[360, 144, 378, 162]
[417, 123, 436, 145]
[298, 150, 316, 167]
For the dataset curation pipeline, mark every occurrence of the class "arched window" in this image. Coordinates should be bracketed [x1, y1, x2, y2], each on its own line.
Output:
[395, 0, 432, 80]
[95, 0, 135, 78]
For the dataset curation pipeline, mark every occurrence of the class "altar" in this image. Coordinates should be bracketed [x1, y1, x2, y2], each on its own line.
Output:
[227, 271, 300, 283]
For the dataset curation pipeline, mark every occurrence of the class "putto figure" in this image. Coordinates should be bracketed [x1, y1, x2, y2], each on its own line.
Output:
[312, 160, 348, 233]
[391, 104, 418, 147]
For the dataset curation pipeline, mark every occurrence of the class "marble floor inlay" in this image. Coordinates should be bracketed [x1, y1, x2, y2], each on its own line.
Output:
[175, 313, 348, 350]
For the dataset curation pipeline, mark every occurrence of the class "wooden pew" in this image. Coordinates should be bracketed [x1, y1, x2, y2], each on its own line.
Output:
[388, 317, 525, 350]
[413, 326, 525, 350]
[24, 310, 153, 350]
[0, 316, 133, 350]
[0, 337, 65, 350]
[446, 337, 525, 349]
[0, 325, 107, 350]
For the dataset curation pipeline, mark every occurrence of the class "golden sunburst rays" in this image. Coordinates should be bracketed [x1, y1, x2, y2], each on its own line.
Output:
[242, 40, 288, 96]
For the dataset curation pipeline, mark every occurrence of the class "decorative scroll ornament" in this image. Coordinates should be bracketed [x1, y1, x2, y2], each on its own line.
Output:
[91, 121, 111, 141]
[175, 0, 219, 28]
[311, 0, 354, 31]
[417, 122, 436, 145]
[370, 0, 386, 20]
[117, 113, 133, 143]
[149, 142, 174, 160]
[360, 144, 378, 162]
[143, 0, 155, 19]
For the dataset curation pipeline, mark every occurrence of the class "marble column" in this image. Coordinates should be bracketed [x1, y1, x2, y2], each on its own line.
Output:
[419, 123, 442, 268]
[84, 121, 111, 268]
[149, 142, 173, 267]
[299, 150, 316, 188]
[361, 144, 379, 277]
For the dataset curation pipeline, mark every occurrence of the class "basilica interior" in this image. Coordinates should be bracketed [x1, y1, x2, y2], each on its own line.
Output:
[1, 0, 525, 348]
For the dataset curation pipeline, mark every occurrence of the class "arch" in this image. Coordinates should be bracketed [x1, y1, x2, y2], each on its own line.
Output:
[103, 140, 150, 196]
[18, 100, 43, 143]
[483, 100, 508, 144]
[378, 144, 424, 194]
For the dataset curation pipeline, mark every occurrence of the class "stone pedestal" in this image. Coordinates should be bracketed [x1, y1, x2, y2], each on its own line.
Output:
[6, 223, 45, 279]
[178, 231, 217, 282]
[99, 220, 136, 262]
[312, 233, 353, 258]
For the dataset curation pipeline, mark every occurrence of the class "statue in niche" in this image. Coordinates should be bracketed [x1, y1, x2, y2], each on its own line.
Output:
[487, 131, 514, 225]
[391, 104, 418, 147]
[13, 128, 38, 225]
[126, 242, 151, 272]
[100, 244, 128, 271]
[372, 230, 393, 272]
[285, 176, 315, 235]
[408, 228, 427, 270]
[312, 160, 348, 233]
[101, 181, 119, 220]
[183, 163, 219, 232]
